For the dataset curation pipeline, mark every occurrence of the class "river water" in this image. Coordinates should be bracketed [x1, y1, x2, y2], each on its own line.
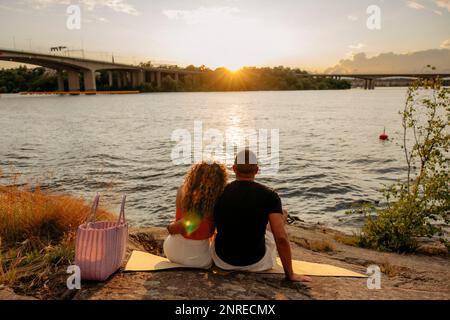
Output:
[0, 89, 409, 233]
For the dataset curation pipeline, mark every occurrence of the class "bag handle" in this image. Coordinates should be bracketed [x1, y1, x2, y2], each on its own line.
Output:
[117, 194, 126, 224]
[85, 193, 100, 226]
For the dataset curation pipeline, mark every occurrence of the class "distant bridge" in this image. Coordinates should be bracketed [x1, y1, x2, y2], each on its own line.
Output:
[0, 48, 202, 94]
[299, 73, 450, 89]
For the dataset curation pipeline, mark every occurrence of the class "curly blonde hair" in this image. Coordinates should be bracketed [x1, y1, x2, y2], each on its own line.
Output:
[181, 161, 228, 218]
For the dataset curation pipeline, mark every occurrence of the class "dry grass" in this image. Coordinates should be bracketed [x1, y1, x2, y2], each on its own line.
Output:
[416, 244, 449, 256]
[334, 234, 358, 247]
[292, 236, 336, 252]
[379, 259, 404, 277]
[0, 184, 112, 247]
[310, 239, 336, 252]
[0, 183, 114, 294]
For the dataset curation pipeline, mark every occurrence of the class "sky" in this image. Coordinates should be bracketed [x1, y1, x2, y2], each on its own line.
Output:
[0, 0, 449, 72]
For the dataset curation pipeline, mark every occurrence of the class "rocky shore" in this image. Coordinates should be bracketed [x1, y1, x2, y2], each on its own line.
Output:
[1, 223, 449, 300]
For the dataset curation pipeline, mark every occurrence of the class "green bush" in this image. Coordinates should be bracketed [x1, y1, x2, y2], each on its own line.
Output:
[356, 75, 449, 253]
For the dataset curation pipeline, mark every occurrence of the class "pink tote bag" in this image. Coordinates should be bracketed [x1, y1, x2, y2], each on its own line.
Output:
[75, 194, 128, 281]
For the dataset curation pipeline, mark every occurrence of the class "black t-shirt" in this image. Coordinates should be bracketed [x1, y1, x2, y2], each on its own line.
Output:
[213, 180, 283, 266]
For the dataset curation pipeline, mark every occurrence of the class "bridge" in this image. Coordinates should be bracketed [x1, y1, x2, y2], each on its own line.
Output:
[2, 48, 449, 92]
[299, 73, 450, 89]
[0, 48, 202, 94]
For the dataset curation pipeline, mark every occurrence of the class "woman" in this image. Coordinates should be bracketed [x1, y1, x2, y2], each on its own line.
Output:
[164, 161, 227, 269]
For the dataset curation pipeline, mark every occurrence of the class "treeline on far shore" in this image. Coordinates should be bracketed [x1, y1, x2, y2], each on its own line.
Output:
[0, 65, 351, 94]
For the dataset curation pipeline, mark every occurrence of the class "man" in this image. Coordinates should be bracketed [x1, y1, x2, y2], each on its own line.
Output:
[211, 149, 312, 282]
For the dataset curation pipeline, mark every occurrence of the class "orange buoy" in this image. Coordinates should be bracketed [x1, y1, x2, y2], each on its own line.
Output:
[379, 128, 388, 141]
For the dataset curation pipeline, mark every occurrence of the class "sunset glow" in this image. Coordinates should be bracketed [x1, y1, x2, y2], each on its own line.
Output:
[0, 1, 449, 71]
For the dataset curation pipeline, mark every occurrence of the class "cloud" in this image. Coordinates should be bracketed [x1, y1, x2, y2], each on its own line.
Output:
[348, 43, 366, 50]
[87, 14, 109, 23]
[441, 39, 450, 49]
[346, 44, 367, 59]
[407, 1, 425, 9]
[406, 0, 448, 14]
[29, 0, 139, 15]
[347, 15, 358, 21]
[325, 49, 450, 74]
[435, 0, 450, 12]
[81, 0, 139, 15]
[30, 0, 70, 9]
[162, 6, 240, 25]
[0, 4, 26, 12]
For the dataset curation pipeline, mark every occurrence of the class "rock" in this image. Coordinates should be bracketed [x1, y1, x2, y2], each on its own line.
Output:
[0, 287, 37, 300]
[166, 286, 178, 291]
[219, 283, 247, 293]
[68, 225, 450, 300]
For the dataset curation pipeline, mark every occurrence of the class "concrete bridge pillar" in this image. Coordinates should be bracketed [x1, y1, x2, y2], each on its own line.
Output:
[122, 72, 129, 87]
[83, 69, 97, 93]
[131, 71, 138, 87]
[156, 71, 162, 88]
[139, 71, 145, 85]
[117, 72, 122, 88]
[364, 79, 369, 90]
[174, 72, 179, 82]
[108, 71, 113, 87]
[67, 70, 80, 93]
[119, 72, 125, 87]
[150, 72, 156, 83]
[143, 71, 150, 83]
[57, 70, 65, 92]
[132, 70, 144, 88]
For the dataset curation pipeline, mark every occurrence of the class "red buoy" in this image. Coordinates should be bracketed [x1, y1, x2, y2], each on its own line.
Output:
[379, 128, 388, 141]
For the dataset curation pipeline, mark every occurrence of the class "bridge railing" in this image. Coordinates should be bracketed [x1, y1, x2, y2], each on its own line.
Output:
[0, 42, 179, 68]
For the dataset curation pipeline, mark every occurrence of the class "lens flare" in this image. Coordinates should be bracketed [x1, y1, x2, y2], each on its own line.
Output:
[183, 212, 202, 234]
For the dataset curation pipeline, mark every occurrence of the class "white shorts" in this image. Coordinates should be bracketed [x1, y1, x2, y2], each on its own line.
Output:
[210, 232, 277, 272]
[163, 234, 212, 269]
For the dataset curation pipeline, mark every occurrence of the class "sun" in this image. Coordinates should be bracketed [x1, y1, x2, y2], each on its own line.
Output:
[224, 62, 244, 73]
[227, 66, 242, 73]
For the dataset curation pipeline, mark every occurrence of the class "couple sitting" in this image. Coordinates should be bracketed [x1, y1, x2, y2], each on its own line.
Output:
[163, 150, 311, 283]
